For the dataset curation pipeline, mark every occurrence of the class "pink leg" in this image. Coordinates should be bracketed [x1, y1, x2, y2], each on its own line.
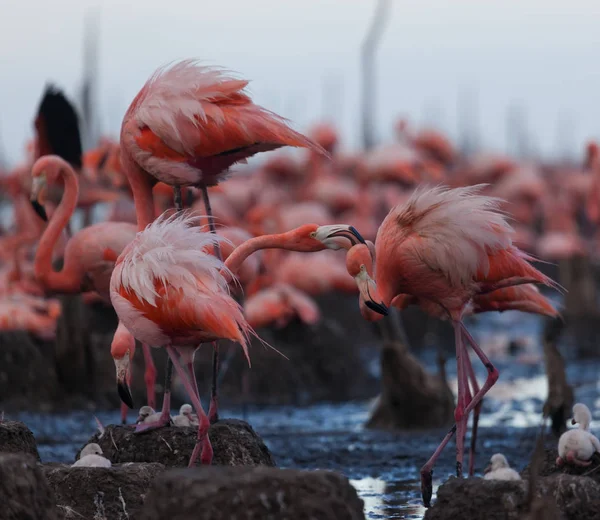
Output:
[566, 451, 593, 466]
[121, 369, 132, 424]
[134, 351, 172, 434]
[464, 346, 482, 477]
[454, 322, 469, 479]
[208, 342, 219, 424]
[142, 343, 157, 409]
[165, 347, 212, 466]
[458, 322, 499, 420]
[420, 322, 469, 507]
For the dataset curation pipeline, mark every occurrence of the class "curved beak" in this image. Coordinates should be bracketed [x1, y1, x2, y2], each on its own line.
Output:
[484, 463, 492, 474]
[115, 354, 134, 409]
[30, 175, 49, 222]
[572, 418, 577, 425]
[315, 224, 366, 249]
[354, 268, 388, 316]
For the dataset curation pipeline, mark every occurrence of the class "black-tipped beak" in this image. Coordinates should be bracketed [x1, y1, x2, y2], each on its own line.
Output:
[327, 226, 367, 246]
[348, 226, 366, 244]
[30, 200, 48, 222]
[484, 464, 492, 474]
[572, 418, 577, 425]
[117, 381, 134, 409]
[365, 300, 389, 316]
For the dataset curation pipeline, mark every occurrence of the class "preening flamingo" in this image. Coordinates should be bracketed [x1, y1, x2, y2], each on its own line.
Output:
[358, 184, 559, 506]
[120, 59, 326, 425]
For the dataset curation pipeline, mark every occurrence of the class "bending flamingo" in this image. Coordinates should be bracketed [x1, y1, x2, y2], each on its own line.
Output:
[110, 212, 254, 466]
[358, 184, 559, 506]
[120, 59, 326, 425]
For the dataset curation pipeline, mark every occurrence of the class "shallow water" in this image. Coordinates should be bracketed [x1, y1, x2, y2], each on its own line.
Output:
[8, 310, 600, 519]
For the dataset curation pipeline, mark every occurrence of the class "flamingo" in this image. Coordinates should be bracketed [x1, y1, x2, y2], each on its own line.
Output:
[29, 155, 157, 413]
[357, 184, 559, 506]
[110, 212, 256, 466]
[119, 59, 326, 426]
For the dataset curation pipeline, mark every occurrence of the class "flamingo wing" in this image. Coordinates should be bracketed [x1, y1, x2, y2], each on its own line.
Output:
[133, 61, 323, 167]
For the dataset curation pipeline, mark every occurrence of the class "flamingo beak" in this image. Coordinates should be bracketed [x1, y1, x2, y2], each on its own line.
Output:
[484, 463, 492, 474]
[30, 175, 49, 222]
[115, 355, 134, 409]
[354, 267, 388, 316]
[572, 418, 577, 425]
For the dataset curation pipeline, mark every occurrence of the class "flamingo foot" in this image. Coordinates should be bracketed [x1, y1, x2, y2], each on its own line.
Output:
[566, 451, 593, 467]
[420, 468, 433, 508]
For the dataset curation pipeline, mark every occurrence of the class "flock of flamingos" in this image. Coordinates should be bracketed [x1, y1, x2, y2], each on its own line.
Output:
[1, 58, 599, 507]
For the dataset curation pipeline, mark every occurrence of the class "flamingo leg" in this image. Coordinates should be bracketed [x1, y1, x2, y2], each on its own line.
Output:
[458, 322, 499, 420]
[454, 321, 469, 479]
[120, 403, 128, 425]
[134, 347, 172, 434]
[141, 343, 157, 409]
[165, 347, 212, 466]
[464, 342, 482, 477]
[420, 322, 469, 507]
[121, 369, 132, 424]
[134, 186, 184, 432]
[201, 184, 222, 424]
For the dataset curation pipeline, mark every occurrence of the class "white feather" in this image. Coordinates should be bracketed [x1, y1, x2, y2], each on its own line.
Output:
[114, 211, 235, 307]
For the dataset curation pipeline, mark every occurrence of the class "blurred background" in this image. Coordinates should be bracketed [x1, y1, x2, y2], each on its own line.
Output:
[1, 0, 599, 165]
[1, 2, 600, 519]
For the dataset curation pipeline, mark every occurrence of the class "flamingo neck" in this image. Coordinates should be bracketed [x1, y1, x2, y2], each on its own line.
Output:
[224, 231, 312, 281]
[34, 163, 81, 292]
[121, 145, 156, 231]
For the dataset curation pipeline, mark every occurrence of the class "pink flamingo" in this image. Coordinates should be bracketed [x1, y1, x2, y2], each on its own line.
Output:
[357, 185, 559, 506]
[120, 59, 326, 426]
[110, 212, 255, 466]
[29, 155, 157, 414]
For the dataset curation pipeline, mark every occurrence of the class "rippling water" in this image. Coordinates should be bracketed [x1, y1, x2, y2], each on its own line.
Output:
[8, 310, 600, 519]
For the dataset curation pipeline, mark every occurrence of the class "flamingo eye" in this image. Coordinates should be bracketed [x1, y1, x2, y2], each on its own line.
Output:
[360, 265, 366, 271]
[310, 232, 316, 238]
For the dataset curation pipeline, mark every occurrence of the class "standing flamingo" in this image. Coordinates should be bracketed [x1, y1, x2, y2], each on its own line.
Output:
[358, 185, 559, 506]
[120, 59, 326, 425]
[29, 155, 157, 413]
[110, 212, 254, 466]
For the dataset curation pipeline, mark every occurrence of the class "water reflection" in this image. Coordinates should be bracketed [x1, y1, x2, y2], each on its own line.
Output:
[350, 476, 427, 519]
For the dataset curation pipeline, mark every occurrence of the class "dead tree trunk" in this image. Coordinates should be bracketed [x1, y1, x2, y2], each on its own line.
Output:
[360, 0, 391, 151]
[541, 317, 574, 437]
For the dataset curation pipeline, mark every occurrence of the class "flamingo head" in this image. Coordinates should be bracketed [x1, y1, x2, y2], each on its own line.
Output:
[180, 404, 193, 417]
[346, 244, 388, 316]
[136, 406, 156, 424]
[312, 224, 367, 251]
[111, 331, 135, 410]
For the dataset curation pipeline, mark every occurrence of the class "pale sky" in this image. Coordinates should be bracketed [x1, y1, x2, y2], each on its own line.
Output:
[0, 0, 599, 165]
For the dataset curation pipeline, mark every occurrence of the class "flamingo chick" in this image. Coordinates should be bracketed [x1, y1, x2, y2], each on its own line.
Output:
[557, 403, 600, 467]
[173, 404, 199, 427]
[483, 454, 521, 481]
[72, 444, 112, 468]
